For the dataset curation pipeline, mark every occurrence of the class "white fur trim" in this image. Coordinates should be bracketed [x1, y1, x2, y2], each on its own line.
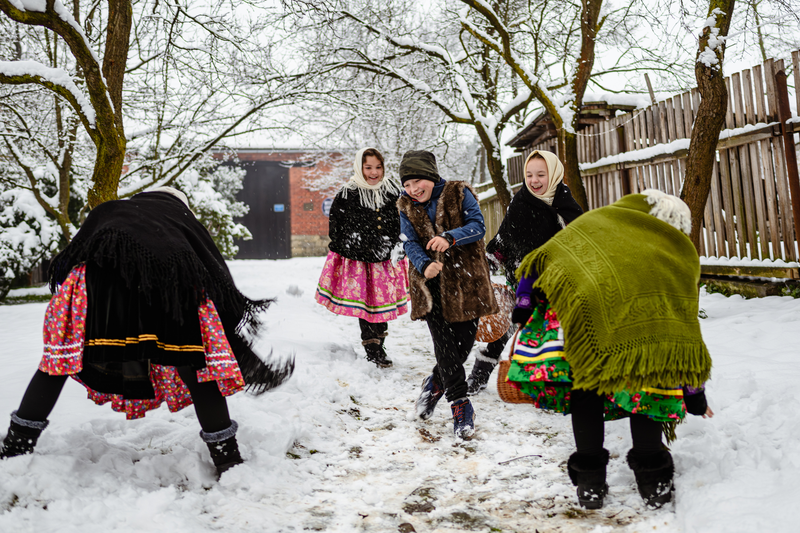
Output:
[475, 351, 499, 364]
[151, 186, 190, 208]
[641, 189, 692, 235]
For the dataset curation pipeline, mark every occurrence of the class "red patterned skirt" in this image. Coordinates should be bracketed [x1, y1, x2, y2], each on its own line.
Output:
[39, 264, 245, 419]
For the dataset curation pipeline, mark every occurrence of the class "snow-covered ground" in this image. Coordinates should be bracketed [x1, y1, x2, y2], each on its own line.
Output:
[1, 257, 799, 533]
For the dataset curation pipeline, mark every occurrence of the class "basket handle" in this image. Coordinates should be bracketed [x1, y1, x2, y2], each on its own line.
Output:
[505, 326, 521, 361]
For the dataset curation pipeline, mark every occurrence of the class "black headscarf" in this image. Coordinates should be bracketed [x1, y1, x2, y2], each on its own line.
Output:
[486, 183, 582, 285]
[49, 191, 293, 393]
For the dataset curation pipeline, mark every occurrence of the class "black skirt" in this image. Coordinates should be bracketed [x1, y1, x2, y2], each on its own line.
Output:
[79, 262, 208, 400]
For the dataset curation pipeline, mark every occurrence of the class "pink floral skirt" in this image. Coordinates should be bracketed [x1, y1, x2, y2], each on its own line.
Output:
[315, 252, 409, 323]
[39, 264, 245, 420]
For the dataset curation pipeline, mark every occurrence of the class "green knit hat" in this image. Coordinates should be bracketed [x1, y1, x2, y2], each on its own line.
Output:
[399, 150, 440, 184]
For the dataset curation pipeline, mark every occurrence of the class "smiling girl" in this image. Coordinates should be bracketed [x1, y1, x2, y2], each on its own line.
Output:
[315, 147, 409, 368]
[472, 150, 583, 394]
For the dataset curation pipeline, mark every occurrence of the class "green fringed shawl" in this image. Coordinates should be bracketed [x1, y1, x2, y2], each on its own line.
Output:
[516, 194, 712, 395]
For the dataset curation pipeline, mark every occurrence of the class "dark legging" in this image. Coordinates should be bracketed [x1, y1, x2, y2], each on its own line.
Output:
[358, 319, 388, 341]
[15, 367, 231, 434]
[570, 388, 664, 456]
[425, 280, 479, 402]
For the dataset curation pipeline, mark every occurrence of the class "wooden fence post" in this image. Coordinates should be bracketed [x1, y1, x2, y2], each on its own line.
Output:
[616, 125, 632, 196]
[774, 68, 800, 257]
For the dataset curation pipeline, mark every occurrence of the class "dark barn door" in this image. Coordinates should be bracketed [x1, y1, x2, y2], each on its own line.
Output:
[234, 160, 291, 259]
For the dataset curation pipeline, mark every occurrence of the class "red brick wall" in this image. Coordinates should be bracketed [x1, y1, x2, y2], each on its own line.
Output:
[289, 165, 334, 237]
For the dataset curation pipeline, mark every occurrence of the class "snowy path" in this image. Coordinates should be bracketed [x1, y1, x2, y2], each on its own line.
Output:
[1, 257, 799, 533]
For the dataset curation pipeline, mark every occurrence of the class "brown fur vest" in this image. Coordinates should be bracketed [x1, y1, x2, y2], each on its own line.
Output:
[398, 181, 499, 322]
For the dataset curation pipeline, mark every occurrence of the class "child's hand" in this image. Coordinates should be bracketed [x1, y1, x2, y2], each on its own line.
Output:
[426, 236, 451, 252]
[424, 261, 444, 279]
[703, 406, 714, 418]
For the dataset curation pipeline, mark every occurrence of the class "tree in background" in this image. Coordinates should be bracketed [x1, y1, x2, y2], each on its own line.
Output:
[680, 1, 736, 251]
[294, 70, 480, 195]
[288, 0, 695, 212]
[0, 0, 304, 294]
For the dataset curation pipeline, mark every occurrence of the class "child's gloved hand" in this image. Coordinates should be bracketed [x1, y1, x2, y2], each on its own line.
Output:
[424, 261, 444, 279]
[683, 389, 709, 416]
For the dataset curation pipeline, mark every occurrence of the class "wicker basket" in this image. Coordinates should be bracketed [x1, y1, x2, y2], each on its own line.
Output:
[476, 283, 515, 343]
[497, 360, 535, 404]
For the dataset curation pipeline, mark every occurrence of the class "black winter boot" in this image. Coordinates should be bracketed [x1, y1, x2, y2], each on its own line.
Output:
[200, 420, 244, 477]
[567, 449, 610, 509]
[0, 411, 49, 459]
[627, 449, 674, 509]
[466, 351, 498, 395]
[363, 339, 393, 368]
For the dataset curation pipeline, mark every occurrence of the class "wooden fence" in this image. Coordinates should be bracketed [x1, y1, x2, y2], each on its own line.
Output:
[491, 51, 800, 262]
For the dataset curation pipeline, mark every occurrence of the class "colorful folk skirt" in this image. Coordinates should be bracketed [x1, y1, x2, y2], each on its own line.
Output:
[505, 305, 686, 423]
[315, 251, 410, 323]
[39, 263, 245, 420]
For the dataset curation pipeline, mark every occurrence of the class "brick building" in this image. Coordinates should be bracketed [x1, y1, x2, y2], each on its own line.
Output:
[221, 149, 343, 259]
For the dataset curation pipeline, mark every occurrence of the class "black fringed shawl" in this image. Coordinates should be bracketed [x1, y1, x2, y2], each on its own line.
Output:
[486, 183, 583, 285]
[49, 192, 293, 393]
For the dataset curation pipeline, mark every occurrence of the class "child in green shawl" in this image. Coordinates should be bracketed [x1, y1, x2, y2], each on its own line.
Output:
[513, 189, 714, 510]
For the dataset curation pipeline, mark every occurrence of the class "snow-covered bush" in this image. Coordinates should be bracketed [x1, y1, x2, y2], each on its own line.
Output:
[0, 189, 61, 299]
[173, 158, 251, 259]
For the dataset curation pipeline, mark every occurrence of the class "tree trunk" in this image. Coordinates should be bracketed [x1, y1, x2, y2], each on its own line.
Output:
[680, 0, 736, 252]
[86, 0, 131, 209]
[560, 0, 603, 213]
[561, 130, 589, 212]
[475, 125, 512, 211]
[487, 149, 511, 211]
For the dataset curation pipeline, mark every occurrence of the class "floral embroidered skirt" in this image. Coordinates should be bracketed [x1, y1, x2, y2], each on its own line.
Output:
[39, 263, 245, 420]
[506, 304, 687, 423]
[315, 251, 409, 323]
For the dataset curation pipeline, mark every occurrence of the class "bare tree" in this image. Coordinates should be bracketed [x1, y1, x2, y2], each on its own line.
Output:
[680, 1, 736, 251]
[289, 0, 697, 212]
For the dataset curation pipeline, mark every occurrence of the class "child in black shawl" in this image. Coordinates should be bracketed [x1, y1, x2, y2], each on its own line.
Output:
[468, 151, 582, 394]
[0, 189, 293, 477]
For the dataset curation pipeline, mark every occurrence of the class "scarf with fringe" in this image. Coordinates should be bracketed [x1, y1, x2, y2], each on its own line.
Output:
[49, 191, 294, 394]
[516, 193, 711, 395]
[340, 147, 402, 210]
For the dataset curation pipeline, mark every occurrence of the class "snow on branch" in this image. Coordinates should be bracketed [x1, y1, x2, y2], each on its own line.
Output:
[2, 0, 102, 66]
[697, 8, 727, 69]
[340, 10, 466, 65]
[0, 60, 96, 128]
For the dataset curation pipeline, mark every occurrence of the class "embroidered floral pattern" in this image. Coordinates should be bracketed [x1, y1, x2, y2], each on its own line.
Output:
[39, 264, 87, 375]
[315, 251, 409, 323]
[506, 303, 687, 422]
[38, 266, 245, 419]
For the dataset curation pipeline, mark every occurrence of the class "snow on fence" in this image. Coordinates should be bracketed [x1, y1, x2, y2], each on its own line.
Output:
[497, 50, 800, 263]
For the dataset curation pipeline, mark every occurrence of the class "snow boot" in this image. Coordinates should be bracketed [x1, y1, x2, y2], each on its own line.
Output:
[201, 420, 244, 477]
[567, 449, 610, 509]
[363, 339, 393, 368]
[451, 398, 476, 439]
[0, 411, 48, 459]
[627, 449, 674, 509]
[415, 374, 444, 420]
[466, 351, 498, 396]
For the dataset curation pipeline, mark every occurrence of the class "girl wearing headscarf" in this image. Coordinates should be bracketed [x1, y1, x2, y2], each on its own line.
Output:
[511, 190, 713, 509]
[0, 189, 293, 477]
[471, 151, 582, 394]
[315, 148, 409, 367]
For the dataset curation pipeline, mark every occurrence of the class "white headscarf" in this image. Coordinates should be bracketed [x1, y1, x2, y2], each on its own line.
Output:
[642, 188, 692, 235]
[341, 147, 402, 210]
[150, 186, 190, 208]
[524, 150, 564, 205]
